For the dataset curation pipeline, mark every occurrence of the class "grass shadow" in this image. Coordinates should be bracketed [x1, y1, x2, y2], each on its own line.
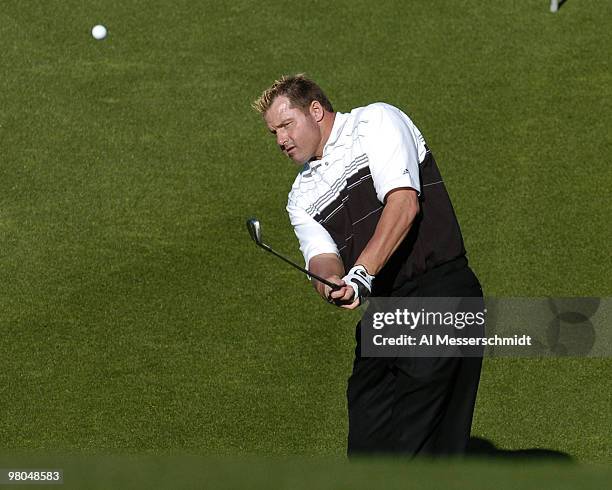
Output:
[468, 437, 573, 461]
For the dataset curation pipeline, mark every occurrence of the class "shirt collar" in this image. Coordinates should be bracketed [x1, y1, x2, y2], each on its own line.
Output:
[322, 111, 348, 157]
[303, 112, 348, 172]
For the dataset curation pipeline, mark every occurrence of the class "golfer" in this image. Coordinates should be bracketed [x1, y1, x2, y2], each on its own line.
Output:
[253, 74, 483, 456]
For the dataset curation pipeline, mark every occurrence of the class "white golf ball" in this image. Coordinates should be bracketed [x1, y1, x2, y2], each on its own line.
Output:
[91, 24, 107, 40]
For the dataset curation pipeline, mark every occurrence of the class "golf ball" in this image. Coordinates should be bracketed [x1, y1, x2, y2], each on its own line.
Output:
[91, 24, 107, 40]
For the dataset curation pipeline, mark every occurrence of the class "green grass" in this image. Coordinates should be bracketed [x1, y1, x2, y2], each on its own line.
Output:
[0, 0, 610, 484]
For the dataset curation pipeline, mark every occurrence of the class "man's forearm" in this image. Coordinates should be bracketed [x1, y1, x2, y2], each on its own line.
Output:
[355, 188, 419, 275]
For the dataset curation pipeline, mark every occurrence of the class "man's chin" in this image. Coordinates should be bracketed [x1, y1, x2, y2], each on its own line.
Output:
[288, 154, 309, 165]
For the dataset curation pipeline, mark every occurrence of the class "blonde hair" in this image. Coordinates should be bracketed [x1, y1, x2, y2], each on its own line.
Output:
[252, 74, 334, 115]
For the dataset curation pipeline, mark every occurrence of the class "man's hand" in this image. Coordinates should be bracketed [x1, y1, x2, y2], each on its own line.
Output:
[325, 277, 357, 308]
[309, 256, 376, 309]
[341, 265, 375, 309]
[324, 265, 374, 310]
[309, 254, 347, 302]
[316, 273, 361, 309]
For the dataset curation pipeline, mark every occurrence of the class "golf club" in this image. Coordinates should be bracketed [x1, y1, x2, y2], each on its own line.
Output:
[246, 218, 342, 291]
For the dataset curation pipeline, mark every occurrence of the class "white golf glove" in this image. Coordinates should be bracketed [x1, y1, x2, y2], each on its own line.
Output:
[343, 265, 375, 304]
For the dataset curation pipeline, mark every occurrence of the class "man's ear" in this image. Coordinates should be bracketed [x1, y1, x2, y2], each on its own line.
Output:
[310, 100, 324, 123]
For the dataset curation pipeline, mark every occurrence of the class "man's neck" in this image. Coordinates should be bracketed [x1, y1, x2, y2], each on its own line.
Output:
[313, 112, 337, 160]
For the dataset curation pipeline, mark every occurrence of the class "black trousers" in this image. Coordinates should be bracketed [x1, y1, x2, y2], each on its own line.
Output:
[347, 257, 483, 457]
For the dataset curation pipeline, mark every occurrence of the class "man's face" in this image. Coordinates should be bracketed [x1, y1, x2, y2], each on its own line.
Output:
[264, 95, 322, 164]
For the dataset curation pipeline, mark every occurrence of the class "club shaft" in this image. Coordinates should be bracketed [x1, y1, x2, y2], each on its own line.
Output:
[259, 243, 341, 291]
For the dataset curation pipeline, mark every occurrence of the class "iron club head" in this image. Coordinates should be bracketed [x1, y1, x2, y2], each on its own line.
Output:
[246, 218, 262, 246]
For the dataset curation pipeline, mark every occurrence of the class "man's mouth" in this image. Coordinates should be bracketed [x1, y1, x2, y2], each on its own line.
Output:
[285, 146, 295, 155]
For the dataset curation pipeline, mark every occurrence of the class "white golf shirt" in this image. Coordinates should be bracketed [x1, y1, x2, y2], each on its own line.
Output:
[286, 102, 429, 269]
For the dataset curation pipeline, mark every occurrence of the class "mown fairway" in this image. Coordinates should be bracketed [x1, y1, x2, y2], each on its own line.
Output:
[1, 0, 610, 485]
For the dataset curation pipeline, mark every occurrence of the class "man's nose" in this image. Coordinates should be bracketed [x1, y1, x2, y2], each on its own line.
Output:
[276, 130, 287, 147]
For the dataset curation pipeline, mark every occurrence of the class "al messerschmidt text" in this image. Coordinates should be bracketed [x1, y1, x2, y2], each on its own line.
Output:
[373, 334, 532, 347]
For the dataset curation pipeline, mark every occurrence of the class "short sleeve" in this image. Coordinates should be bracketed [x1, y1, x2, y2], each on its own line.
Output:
[286, 201, 340, 269]
[360, 104, 422, 203]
